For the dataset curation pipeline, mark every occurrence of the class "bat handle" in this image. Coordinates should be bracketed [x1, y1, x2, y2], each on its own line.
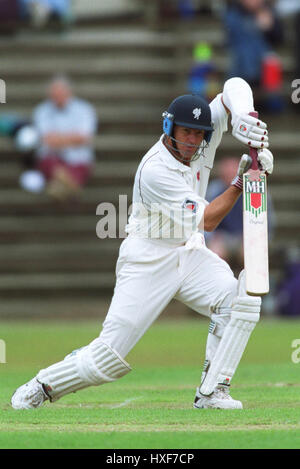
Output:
[249, 111, 259, 171]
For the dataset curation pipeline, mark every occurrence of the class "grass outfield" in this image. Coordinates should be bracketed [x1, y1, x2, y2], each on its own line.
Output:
[0, 318, 300, 449]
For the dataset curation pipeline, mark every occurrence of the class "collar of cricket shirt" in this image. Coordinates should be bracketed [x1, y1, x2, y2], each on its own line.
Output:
[159, 135, 191, 174]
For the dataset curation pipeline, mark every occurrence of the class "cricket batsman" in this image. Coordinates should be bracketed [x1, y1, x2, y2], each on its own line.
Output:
[11, 77, 274, 410]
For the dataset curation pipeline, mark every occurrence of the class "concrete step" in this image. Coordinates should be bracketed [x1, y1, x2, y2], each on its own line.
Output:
[0, 297, 112, 319]
[0, 160, 136, 187]
[0, 239, 281, 305]
[4, 86, 296, 114]
[0, 238, 119, 262]
[1, 54, 294, 80]
[0, 184, 131, 204]
[0, 296, 192, 319]
[1, 106, 164, 128]
[0, 181, 296, 208]
[0, 272, 115, 298]
[0, 246, 290, 293]
[0, 190, 131, 219]
[2, 100, 300, 134]
[2, 132, 300, 155]
[1, 157, 298, 181]
[0, 239, 119, 255]
[0, 204, 297, 245]
[5, 81, 174, 104]
[0, 28, 174, 52]
[1, 56, 177, 77]
[0, 256, 114, 274]
[0, 242, 119, 274]
[0, 26, 232, 52]
[269, 186, 300, 210]
[271, 161, 300, 177]
[271, 209, 300, 228]
[0, 235, 296, 276]
[0, 159, 299, 191]
[72, 0, 142, 20]
[0, 213, 127, 235]
[0, 18, 293, 51]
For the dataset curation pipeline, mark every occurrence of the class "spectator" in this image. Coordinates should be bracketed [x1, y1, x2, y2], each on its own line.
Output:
[178, 0, 197, 19]
[178, 1, 214, 18]
[187, 42, 219, 102]
[223, 0, 284, 110]
[19, 0, 72, 29]
[156, 0, 212, 21]
[205, 155, 275, 271]
[33, 76, 97, 201]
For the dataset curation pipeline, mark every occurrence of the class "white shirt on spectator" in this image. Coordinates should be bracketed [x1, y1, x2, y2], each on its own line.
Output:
[33, 97, 97, 165]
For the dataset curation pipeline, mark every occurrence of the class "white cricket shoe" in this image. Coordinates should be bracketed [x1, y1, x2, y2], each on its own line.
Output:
[11, 377, 49, 410]
[193, 385, 243, 409]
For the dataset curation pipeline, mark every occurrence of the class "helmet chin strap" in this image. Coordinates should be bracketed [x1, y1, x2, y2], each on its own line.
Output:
[164, 135, 208, 163]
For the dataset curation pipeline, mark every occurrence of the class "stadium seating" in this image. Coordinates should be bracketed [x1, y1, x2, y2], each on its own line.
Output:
[0, 9, 299, 317]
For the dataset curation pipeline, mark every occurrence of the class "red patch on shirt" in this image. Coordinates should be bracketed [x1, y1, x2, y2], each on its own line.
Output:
[183, 199, 198, 213]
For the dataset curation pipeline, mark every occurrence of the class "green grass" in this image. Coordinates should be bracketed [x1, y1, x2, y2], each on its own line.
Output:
[0, 318, 300, 449]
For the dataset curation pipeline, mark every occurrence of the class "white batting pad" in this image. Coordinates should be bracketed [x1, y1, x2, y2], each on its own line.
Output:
[200, 272, 261, 395]
[37, 340, 131, 402]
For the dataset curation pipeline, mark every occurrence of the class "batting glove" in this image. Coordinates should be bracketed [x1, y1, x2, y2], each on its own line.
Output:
[232, 114, 269, 149]
[231, 154, 253, 191]
[257, 148, 274, 175]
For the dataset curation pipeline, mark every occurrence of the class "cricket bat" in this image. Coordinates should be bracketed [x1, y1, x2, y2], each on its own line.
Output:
[243, 111, 269, 296]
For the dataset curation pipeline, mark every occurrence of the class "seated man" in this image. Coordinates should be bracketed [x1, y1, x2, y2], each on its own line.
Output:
[33, 75, 97, 201]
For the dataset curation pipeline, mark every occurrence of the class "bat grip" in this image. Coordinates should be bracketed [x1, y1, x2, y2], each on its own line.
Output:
[249, 111, 259, 171]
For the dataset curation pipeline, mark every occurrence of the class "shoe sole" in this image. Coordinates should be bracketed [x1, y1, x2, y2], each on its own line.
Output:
[193, 403, 243, 410]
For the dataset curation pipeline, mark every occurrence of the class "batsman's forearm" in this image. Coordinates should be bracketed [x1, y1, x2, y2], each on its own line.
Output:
[202, 186, 241, 232]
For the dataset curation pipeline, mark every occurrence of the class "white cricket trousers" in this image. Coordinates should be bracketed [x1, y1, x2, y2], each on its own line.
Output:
[99, 237, 237, 358]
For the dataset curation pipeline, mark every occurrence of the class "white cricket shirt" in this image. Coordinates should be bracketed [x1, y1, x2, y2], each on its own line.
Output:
[125, 94, 228, 246]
